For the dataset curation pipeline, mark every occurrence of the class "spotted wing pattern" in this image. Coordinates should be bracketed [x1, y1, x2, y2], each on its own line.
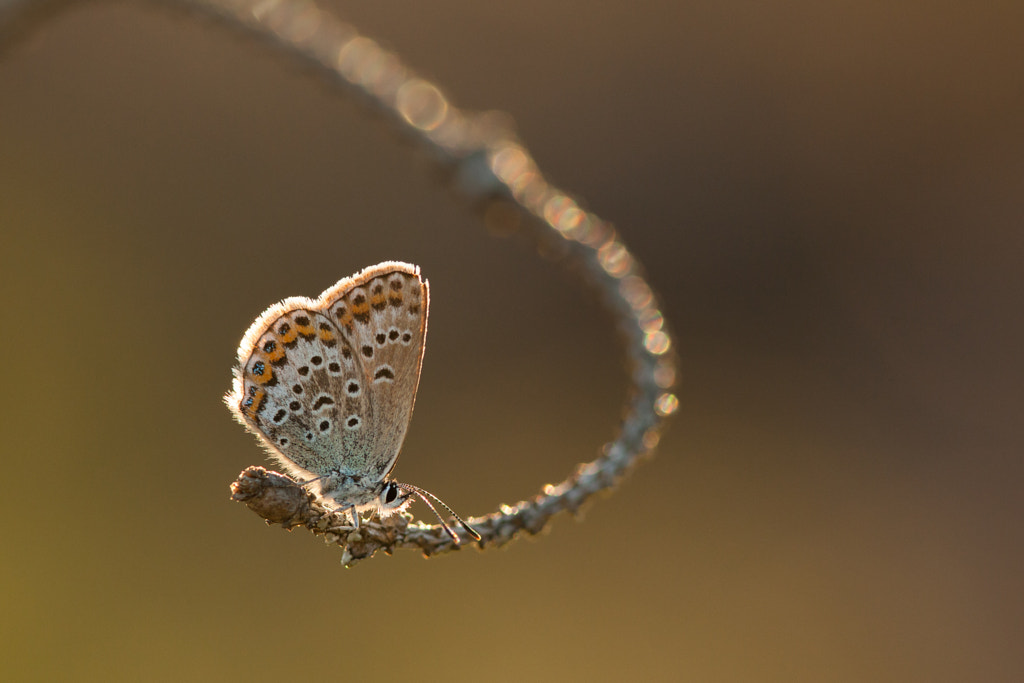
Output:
[227, 262, 428, 484]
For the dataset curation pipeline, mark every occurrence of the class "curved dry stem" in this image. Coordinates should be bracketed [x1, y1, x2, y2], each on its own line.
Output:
[1, 0, 680, 567]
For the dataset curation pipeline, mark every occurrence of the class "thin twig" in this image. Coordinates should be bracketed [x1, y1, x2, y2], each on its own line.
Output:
[0, 0, 680, 567]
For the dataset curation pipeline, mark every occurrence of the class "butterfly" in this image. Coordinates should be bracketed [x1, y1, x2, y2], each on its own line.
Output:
[227, 261, 479, 543]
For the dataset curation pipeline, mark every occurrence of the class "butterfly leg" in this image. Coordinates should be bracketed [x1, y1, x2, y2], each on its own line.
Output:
[326, 502, 359, 529]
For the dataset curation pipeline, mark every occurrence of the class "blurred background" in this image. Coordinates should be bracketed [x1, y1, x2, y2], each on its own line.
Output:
[1, 1, 1021, 680]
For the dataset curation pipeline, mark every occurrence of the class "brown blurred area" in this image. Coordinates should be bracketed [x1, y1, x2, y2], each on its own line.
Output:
[1, 1, 1021, 680]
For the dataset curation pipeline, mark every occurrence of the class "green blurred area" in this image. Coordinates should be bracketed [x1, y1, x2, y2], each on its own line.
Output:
[1, 1, 1021, 681]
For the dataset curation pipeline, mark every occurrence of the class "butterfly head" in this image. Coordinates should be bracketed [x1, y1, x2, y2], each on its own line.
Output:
[385, 481, 482, 545]
[378, 480, 413, 516]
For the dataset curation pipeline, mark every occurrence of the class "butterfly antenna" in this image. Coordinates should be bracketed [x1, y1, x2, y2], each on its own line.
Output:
[397, 483, 482, 544]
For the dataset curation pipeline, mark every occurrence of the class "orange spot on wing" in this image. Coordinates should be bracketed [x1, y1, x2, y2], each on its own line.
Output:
[277, 323, 298, 345]
[262, 343, 286, 363]
[249, 363, 274, 385]
[294, 317, 315, 340]
[318, 325, 336, 344]
[335, 307, 353, 329]
[350, 297, 370, 317]
[244, 388, 266, 419]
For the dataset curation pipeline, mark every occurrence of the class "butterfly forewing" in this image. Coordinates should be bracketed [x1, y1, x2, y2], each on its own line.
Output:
[324, 264, 428, 479]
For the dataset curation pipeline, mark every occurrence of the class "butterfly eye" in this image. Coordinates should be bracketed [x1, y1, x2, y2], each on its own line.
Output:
[380, 482, 408, 511]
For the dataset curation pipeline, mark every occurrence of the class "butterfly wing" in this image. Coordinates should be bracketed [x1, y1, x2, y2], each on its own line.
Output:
[227, 262, 427, 484]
